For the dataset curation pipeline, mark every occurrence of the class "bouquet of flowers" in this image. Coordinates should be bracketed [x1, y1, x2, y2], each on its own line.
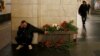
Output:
[43, 24, 60, 32]
[42, 20, 78, 33]
[42, 20, 78, 48]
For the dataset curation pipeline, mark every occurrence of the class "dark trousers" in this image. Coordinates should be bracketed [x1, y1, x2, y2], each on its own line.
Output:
[81, 16, 87, 25]
[16, 36, 33, 45]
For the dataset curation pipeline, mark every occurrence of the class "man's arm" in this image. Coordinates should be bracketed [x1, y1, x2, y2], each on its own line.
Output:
[30, 25, 45, 34]
[78, 5, 82, 15]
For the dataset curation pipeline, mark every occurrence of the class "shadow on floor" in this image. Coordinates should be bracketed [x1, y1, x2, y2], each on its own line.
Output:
[0, 44, 70, 56]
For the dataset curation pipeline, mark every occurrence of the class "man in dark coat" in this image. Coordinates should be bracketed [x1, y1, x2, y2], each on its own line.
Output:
[16, 20, 44, 50]
[78, 1, 88, 25]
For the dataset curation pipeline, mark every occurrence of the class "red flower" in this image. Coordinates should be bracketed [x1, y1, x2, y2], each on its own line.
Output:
[44, 39, 52, 48]
[60, 21, 67, 27]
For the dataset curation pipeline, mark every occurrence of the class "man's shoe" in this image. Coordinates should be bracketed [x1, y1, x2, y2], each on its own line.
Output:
[28, 45, 32, 50]
[16, 45, 23, 50]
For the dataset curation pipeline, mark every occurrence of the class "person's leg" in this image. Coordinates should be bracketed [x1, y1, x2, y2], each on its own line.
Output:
[82, 15, 87, 24]
[25, 37, 33, 50]
[15, 37, 22, 44]
[28, 38, 33, 50]
[15, 37, 24, 50]
[82, 16, 85, 25]
[84, 15, 87, 24]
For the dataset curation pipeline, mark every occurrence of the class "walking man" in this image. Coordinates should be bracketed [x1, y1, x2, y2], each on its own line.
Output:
[78, 1, 88, 26]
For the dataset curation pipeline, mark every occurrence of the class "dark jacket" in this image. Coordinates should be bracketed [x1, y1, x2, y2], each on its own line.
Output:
[17, 23, 44, 39]
[78, 4, 88, 17]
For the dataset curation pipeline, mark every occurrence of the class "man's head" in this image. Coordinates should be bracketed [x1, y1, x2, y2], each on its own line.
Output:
[82, 1, 87, 5]
[20, 20, 28, 28]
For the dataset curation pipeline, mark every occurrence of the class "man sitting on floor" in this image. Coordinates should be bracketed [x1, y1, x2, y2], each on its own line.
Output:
[15, 20, 44, 50]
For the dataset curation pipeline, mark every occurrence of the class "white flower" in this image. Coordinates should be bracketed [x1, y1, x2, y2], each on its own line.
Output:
[52, 24, 58, 27]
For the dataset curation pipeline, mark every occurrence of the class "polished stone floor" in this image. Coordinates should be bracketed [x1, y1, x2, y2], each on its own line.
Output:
[0, 14, 100, 56]
[70, 14, 100, 56]
[0, 21, 11, 50]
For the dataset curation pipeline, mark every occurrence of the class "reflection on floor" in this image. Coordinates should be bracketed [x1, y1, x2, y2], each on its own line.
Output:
[70, 14, 100, 56]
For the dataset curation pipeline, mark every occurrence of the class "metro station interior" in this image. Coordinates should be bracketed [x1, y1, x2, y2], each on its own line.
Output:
[0, 0, 100, 56]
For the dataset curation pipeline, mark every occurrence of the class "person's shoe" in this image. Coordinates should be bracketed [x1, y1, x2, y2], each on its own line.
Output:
[28, 45, 32, 50]
[16, 45, 23, 50]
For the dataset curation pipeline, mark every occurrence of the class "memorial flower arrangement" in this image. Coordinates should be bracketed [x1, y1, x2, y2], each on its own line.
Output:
[42, 20, 78, 48]
[42, 20, 78, 33]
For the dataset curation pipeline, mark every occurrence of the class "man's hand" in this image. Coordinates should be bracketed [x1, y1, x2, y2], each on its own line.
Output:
[44, 31, 48, 34]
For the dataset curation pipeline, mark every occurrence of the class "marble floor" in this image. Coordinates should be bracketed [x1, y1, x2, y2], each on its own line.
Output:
[70, 14, 100, 56]
[0, 21, 11, 50]
[0, 14, 100, 56]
